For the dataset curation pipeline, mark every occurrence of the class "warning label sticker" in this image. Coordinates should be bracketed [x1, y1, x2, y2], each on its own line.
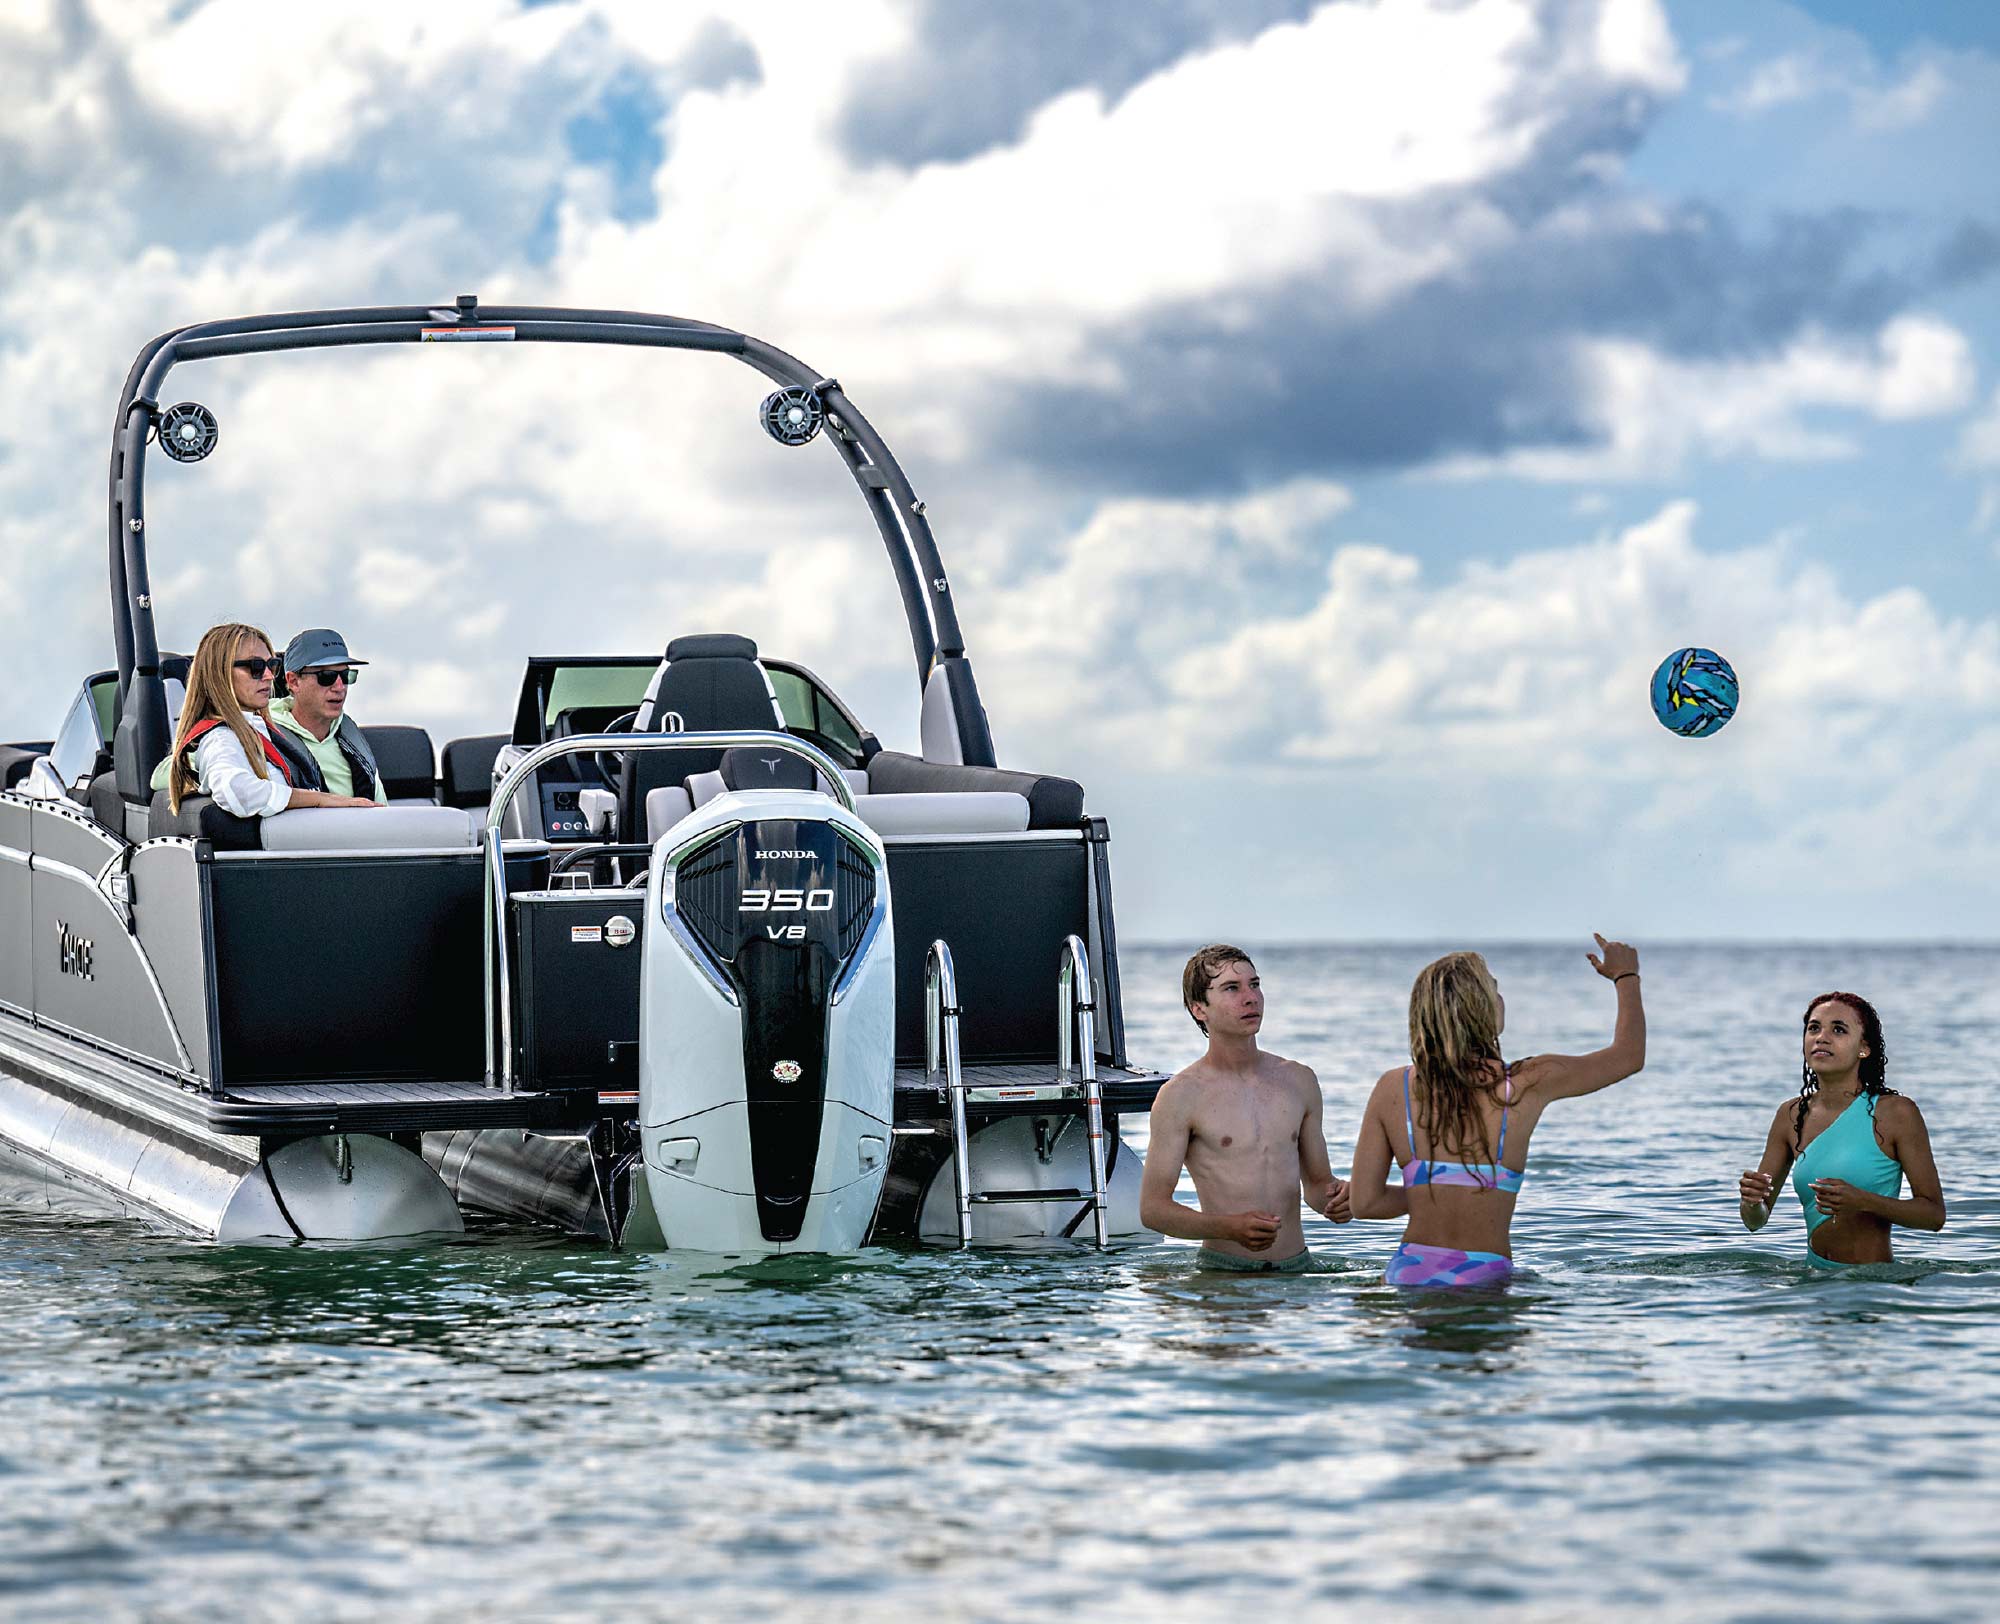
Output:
[420, 326, 516, 342]
[570, 924, 603, 944]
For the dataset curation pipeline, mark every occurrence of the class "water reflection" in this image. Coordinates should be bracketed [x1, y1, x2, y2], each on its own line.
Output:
[1135, 1267, 1315, 1361]
[2, 944, 1998, 1619]
[1351, 1277, 1542, 1368]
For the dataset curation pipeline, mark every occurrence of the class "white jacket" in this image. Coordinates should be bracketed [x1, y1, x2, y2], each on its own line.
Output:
[195, 712, 294, 818]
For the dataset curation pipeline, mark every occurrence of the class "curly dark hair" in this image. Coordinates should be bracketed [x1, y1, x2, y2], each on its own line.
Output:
[1795, 991, 1896, 1152]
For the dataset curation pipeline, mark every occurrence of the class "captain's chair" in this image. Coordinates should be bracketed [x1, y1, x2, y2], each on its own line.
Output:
[618, 633, 785, 835]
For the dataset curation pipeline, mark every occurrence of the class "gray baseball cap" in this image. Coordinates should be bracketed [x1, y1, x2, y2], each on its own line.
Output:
[284, 628, 370, 673]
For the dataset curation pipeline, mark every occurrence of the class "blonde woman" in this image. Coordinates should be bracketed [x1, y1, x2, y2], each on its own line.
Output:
[166, 622, 377, 816]
[1347, 936, 1645, 1286]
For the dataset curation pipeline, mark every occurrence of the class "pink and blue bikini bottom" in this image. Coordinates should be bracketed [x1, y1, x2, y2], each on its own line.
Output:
[1384, 1241, 1514, 1288]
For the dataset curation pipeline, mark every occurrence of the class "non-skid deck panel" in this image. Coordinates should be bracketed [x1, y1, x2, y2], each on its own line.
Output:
[223, 1080, 501, 1104]
[892, 1060, 1168, 1118]
[204, 1079, 594, 1135]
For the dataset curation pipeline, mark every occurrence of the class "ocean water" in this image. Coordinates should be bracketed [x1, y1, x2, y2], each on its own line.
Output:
[1, 942, 1996, 1622]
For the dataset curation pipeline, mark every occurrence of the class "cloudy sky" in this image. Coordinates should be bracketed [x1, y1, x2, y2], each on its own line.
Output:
[3, 0, 1996, 940]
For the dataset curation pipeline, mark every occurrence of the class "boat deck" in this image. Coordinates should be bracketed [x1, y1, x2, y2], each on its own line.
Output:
[892, 1060, 1168, 1118]
[204, 1079, 590, 1135]
[3, 1011, 1165, 1143]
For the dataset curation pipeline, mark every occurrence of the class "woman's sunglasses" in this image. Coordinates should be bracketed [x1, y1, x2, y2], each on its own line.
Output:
[232, 657, 282, 678]
[303, 667, 360, 688]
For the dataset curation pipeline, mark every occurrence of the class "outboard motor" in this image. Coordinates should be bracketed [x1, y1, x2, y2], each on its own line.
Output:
[621, 753, 894, 1252]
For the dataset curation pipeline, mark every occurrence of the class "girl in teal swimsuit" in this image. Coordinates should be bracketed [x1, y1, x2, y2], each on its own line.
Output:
[1739, 992, 1946, 1269]
[1348, 934, 1647, 1286]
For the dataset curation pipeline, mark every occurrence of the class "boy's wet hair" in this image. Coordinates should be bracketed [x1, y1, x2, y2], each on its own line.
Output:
[1183, 944, 1254, 1034]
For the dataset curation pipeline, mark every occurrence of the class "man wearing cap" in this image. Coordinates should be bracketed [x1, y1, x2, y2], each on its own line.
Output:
[268, 628, 387, 805]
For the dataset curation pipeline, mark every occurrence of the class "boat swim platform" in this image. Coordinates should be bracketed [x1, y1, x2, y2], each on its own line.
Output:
[0, 1016, 585, 1141]
[893, 1060, 1168, 1118]
[2, 1013, 1166, 1144]
[218, 1059, 1172, 1137]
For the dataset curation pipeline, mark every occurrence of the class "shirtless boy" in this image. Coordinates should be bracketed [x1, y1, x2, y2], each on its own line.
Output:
[1139, 945, 1351, 1271]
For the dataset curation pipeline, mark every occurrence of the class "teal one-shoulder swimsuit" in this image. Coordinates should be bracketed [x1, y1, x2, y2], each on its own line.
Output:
[1791, 1094, 1903, 1270]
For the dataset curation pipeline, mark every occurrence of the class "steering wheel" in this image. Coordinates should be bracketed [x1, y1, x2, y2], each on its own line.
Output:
[584, 709, 642, 790]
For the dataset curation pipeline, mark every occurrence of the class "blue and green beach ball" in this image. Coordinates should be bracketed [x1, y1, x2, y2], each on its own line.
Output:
[1650, 647, 1738, 737]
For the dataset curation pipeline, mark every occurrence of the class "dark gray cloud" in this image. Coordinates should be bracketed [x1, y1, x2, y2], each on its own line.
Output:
[837, 0, 1319, 166]
[826, 2, 1994, 498]
[982, 202, 1924, 493]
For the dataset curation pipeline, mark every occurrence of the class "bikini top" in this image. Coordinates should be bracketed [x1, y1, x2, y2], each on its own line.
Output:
[1401, 1065, 1526, 1194]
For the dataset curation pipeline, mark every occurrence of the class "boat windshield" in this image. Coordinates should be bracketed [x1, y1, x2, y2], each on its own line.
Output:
[535, 657, 867, 766]
[766, 666, 864, 763]
[544, 664, 655, 727]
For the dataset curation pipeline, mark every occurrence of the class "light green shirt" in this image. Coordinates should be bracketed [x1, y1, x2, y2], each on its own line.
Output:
[269, 698, 388, 803]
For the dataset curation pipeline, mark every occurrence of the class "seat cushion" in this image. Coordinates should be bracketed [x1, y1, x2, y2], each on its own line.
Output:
[258, 805, 480, 852]
[148, 788, 261, 850]
[666, 779, 1028, 838]
[864, 751, 1083, 829]
[645, 786, 695, 842]
[854, 792, 1029, 836]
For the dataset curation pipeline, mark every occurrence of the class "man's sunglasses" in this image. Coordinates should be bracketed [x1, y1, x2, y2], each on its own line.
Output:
[302, 667, 360, 688]
[232, 657, 282, 678]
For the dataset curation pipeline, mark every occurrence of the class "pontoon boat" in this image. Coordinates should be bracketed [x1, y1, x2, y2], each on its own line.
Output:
[0, 300, 1165, 1250]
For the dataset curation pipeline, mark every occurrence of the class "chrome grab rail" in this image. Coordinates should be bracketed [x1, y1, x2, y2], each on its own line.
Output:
[1058, 934, 1110, 1248]
[925, 938, 972, 1248]
[482, 730, 857, 1089]
[937, 934, 1111, 1250]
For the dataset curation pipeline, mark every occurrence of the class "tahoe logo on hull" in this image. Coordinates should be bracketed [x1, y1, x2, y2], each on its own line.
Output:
[56, 921, 94, 982]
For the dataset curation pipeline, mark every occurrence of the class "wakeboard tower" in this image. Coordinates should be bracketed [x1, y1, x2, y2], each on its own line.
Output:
[0, 299, 1166, 1250]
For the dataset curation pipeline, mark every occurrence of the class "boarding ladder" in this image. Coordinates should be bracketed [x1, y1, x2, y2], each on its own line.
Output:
[928, 935, 1112, 1249]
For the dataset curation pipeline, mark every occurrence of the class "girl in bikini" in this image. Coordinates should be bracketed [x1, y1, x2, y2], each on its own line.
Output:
[1738, 993, 1945, 1269]
[1347, 935, 1645, 1286]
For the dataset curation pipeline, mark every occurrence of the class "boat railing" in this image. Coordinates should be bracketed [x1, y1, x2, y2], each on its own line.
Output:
[1058, 935, 1111, 1248]
[924, 938, 971, 1245]
[482, 730, 855, 1090]
[936, 933, 1112, 1249]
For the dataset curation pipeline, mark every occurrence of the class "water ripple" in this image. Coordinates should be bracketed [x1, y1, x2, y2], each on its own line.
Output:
[1, 944, 1997, 1619]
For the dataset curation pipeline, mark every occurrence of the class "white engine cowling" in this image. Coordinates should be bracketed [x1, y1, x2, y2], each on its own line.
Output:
[622, 790, 894, 1253]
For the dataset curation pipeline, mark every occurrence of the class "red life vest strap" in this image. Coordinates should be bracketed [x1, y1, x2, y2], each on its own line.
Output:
[179, 717, 295, 785]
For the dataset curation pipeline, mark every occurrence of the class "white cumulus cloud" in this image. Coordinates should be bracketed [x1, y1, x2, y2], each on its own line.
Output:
[1439, 315, 1975, 482]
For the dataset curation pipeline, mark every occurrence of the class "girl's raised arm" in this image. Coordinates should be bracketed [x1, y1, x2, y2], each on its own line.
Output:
[1522, 934, 1646, 1103]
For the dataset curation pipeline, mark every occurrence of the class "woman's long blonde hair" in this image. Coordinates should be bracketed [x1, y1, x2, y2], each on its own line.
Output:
[168, 622, 275, 812]
[1407, 951, 1508, 1176]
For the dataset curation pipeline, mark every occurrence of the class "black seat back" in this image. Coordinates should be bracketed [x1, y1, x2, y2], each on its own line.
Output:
[88, 770, 128, 838]
[362, 724, 437, 800]
[441, 734, 507, 809]
[619, 635, 784, 832]
[719, 746, 817, 793]
[0, 742, 50, 791]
